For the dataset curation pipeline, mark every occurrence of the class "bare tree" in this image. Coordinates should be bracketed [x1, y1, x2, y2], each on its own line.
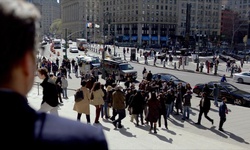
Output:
[49, 19, 62, 37]
[229, 11, 248, 48]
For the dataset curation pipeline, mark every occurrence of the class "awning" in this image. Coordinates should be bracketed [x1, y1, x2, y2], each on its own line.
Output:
[160, 36, 167, 41]
[132, 36, 137, 40]
[151, 36, 158, 41]
[123, 36, 129, 41]
[142, 36, 150, 41]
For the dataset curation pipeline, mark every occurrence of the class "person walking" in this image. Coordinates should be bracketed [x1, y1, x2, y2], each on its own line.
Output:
[158, 92, 168, 129]
[165, 89, 175, 118]
[182, 90, 192, 120]
[128, 90, 145, 126]
[55, 75, 63, 104]
[61, 75, 68, 99]
[0, 1, 108, 148]
[195, 92, 214, 126]
[112, 85, 126, 129]
[212, 83, 220, 107]
[202, 83, 210, 95]
[100, 84, 108, 119]
[37, 68, 59, 115]
[73, 80, 91, 124]
[218, 97, 229, 132]
[103, 85, 113, 119]
[90, 82, 104, 124]
[74, 63, 79, 77]
[146, 92, 161, 134]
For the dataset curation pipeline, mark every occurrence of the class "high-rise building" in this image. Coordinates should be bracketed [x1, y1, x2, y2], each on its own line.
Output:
[61, 0, 222, 47]
[61, 0, 101, 41]
[27, 0, 60, 36]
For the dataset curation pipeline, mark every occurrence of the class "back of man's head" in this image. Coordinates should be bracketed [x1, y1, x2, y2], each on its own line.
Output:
[0, 0, 40, 84]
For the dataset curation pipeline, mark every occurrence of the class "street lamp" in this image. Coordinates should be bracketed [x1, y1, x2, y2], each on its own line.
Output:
[196, 27, 200, 72]
[64, 28, 68, 59]
[113, 28, 116, 56]
[102, 12, 111, 78]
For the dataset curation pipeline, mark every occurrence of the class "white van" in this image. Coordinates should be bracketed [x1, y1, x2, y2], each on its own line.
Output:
[53, 39, 61, 49]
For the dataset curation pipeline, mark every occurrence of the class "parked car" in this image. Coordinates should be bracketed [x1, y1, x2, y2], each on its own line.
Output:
[152, 73, 187, 86]
[233, 72, 250, 84]
[193, 81, 250, 106]
[69, 46, 79, 53]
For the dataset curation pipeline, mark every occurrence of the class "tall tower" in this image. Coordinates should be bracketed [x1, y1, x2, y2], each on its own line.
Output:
[184, 3, 191, 49]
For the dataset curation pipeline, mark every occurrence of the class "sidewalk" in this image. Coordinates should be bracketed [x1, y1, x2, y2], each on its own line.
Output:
[88, 44, 250, 78]
[29, 44, 250, 149]
[27, 76, 248, 150]
[30, 44, 249, 149]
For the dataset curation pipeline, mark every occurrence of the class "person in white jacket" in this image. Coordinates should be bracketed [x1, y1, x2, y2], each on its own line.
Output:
[61, 75, 69, 99]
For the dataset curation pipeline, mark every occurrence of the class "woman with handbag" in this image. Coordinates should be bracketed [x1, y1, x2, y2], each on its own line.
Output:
[73, 80, 91, 124]
[90, 82, 104, 124]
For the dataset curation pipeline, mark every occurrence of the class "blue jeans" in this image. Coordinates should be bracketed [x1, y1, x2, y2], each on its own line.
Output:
[101, 101, 109, 118]
[214, 95, 218, 106]
[166, 102, 173, 117]
[182, 106, 190, 119]
[62, 88, 68, 98]
[165, 104, 171, 118]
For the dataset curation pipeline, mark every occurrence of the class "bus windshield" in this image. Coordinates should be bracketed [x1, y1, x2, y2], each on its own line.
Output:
[76, 38, 88, 51]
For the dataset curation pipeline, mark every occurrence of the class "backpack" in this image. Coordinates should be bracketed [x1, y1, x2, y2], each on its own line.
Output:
[74, 89, 84, 102]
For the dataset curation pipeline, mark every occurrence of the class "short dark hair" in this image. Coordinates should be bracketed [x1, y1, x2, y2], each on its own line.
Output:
[37, 68, 48, 78]
[0, 0, 40, 85]
[81, 80, 87, 86]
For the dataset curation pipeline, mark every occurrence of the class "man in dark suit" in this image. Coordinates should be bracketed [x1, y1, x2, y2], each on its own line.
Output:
[0, 0, 108, 148]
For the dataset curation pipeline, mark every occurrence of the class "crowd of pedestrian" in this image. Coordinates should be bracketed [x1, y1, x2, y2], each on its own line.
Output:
[64, 65, 230, 134]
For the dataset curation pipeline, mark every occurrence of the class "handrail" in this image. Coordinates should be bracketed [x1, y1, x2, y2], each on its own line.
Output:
[34, 81, 77, 95]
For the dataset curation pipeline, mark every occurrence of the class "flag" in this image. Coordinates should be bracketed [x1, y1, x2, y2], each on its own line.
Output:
[94, 24, 100, 28]
[86, 23, 92, 28]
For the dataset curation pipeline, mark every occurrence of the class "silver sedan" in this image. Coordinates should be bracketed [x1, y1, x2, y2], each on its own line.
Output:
[233, 72, 250, 84]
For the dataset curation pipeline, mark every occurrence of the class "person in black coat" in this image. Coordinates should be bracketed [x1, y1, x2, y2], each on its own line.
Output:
[55, 75, 63, 104]
[158, 92, 168, 129]
[146, 70, 153, 81]
[202, 83, 210, 95]
[0, 1, 108, 148]
[195, 92, 214, 125]
[128, 90, 145, 126]
[38, 68, 59, 115]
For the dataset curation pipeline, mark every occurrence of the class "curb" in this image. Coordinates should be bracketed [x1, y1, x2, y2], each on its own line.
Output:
[88, 49, 231, 78]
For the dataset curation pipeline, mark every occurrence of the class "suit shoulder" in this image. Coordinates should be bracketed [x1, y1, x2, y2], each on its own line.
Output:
[37, 113, 108, 148]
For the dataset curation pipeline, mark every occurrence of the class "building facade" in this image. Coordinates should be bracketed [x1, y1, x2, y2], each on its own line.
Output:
[61, 0, 101, 41]
[61, 0, 222, 48]
[27, 0, 61, 36]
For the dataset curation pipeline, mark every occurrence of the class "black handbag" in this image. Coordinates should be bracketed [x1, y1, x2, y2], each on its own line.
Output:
[74, 89, 84, 102]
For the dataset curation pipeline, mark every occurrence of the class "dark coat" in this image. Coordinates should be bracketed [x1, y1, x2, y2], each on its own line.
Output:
[129, 93, 145, 114]
[146, 98, 161, 122]
[219, 101, 228, 118]
[0, 90, 108, 149]
[159, 96, 166, 115]
[40, 77, 59, 107]
[199, 96, 211, 113]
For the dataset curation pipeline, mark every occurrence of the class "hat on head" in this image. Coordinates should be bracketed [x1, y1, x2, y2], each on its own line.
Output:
[115, 85, 123, 90]
[106, 85, 113, 91]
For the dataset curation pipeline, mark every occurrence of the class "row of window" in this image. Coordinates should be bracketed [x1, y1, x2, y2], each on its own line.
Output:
[103, 0, 176, 5]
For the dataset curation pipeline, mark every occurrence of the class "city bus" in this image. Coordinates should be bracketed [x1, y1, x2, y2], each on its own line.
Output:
[76, 38, 89, 51]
